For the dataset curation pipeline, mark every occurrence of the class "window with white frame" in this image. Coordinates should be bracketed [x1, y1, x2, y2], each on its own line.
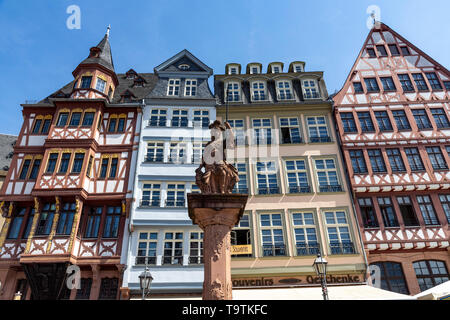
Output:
[285, 159, 310, 193]
[250, 66, 260, 74]
[314, 158, 342, 192]
[184, 79, 197, 96]
[141, 183, 161, 207]
[193, 110, 210, 128]
[251, 81, 266, 101]
[169, 142, 187, 163]
[307, 116, 330, 143]
[171, 109, 188, 127]
[137, 232, 158, 265]
[229, 66, 238, 75]
[324, 211, 355, 254]
[149, 109, 167, 127]
[292, 212, 319, 256]
[303, 79, 320, 99]
[280, 117, 302, 144]
[192, 141, 207, 164]
[163, 232, 184, 265]
[256, 161, 279, 195]
[260, 213, 286, 256]
[252, 118, 272, 145]
[96, 77, 107, 93]
[293, 64, 303, 72]
[167, 79, 180, 96]
[146, 142, 164, 163]
[272, 65, 282, 73]
[232, 162, 248, 194]
[226, 82, 241, 102]
[189, 232, 204, 264]
[276, 81, 293, 100]
[228, 119, 246, 146]
[166, 183, 185, 207]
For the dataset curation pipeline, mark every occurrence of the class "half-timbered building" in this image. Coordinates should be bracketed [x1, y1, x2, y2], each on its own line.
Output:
[0, 29, 157, 300]
[333, 22, 450, 295]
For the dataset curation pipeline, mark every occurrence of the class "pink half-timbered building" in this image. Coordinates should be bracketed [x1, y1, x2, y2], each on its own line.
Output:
[0, 29, 156, 300]
[333, 22, 450, 295]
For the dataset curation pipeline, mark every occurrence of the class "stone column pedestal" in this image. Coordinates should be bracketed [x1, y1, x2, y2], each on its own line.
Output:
[187, 194, 248, 300]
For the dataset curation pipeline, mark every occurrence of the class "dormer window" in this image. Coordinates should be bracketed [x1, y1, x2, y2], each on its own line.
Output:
[126, 69, 138, 79]
[302, 80, 320, 99]
[251, 81, 266, 101]
[230, 67, 238, 75]
[293, 64, 303, 73]
[276, 81, 293, 100]
[185, 79, 197, 96]
[250, 65, 260, 74]
[179, 64, 190, 71]
[134, 77, 145, 88]
[167, 79, 180, 96]
[96, 77, 107, 93]
[226, 82, 241, 102]
[80, 76, 92, 89]
[272, 65, 281, 73]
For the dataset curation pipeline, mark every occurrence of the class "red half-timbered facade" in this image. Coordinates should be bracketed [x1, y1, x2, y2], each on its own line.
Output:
[333, 22, 450, 295]
[0, 30, 156, 300]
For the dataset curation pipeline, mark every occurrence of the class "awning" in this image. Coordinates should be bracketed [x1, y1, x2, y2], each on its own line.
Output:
[414, 280, 450, 300]
[232, 284, 415, 300]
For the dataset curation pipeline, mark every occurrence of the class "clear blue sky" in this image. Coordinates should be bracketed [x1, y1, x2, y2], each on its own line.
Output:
[1, 0, 449, 135]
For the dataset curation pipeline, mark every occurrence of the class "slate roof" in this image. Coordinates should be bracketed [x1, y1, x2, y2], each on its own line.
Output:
[38, 72, 159, 105]
[0, 134, 17, 172]
[79, 33, 115, 73]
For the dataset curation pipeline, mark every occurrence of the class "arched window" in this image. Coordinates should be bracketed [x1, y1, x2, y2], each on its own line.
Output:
[370, 262, 409, 294]
[413, 260, 449, 292]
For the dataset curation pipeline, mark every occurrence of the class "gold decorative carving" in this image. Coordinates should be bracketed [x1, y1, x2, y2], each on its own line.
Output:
[25, 198, 41, 253]
[195, 121, 239, 194]
[68, 197, 83, 253]
[121, 201, 126, 215]
[46, 196, 61, 253]
[0, 202, 14, 248]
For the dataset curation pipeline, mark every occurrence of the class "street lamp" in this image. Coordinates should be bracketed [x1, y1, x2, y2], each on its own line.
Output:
[139, 267, 153, 300]
[313, 253, 329, 300]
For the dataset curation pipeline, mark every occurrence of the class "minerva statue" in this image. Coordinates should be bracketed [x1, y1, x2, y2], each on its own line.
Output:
[195, 120, 240, 194]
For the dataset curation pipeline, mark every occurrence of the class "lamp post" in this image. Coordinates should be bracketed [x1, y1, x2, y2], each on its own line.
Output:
[313, 253, 329, 300]
[139, 266, 153, 301]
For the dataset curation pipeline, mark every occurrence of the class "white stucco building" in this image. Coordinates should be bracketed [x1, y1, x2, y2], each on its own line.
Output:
[121, 50, 216, 298]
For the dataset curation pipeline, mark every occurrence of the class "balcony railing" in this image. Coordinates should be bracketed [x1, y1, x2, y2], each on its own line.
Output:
[233, 188, 249, 194]
[296, 243, 320, 256]
[140, 200, 161, 208]
[262, 244, 286, 257]
[135, 256, 157, 265]
[289, 186, 311, 194]
[303, 92, 321, 99]
[258, 187, 280, 195]
[162, 256, 184, 265]
[165, 200, 186, 208]
[188, 256, 204, 264]
[329, 242, 356, 255]
[432, 164, 449, 170]
[390, 165, 406, 173]
[319, 185, 343, 193]
[145, 156, 164, 163]
[310, 136, 331, 143]
[148, 120, 167, 127]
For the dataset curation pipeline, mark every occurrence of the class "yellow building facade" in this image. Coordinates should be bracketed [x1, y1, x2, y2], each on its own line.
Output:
[215, 61, 368, 289]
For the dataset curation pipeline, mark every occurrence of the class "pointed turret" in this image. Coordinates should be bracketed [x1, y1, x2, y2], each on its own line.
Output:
[71, 27, 119, 100]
